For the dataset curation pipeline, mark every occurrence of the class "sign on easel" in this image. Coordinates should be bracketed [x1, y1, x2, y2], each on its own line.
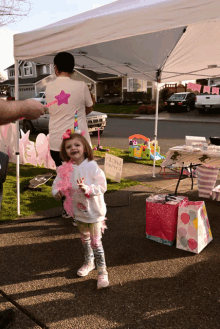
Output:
[104, 153, 123, 183]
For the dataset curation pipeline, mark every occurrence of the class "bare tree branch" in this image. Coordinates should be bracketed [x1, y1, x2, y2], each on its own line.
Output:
[0, 71, 5, 82]
[0, 0, 32, 26]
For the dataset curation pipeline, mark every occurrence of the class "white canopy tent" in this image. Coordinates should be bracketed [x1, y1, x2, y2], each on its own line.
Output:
[13, 0, 220, 214]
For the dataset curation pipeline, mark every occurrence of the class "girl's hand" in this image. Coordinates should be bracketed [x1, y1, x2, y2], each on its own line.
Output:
[77, 177, 86, 193]
[55, 191, 62, 200]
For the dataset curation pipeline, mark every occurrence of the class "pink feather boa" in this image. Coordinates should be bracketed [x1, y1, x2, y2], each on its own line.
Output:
[55, 160, 74, 217]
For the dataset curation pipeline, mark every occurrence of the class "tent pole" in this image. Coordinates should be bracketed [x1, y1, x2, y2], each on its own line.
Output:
[15, 59, 20, 215]
[153, 82, 159, 177]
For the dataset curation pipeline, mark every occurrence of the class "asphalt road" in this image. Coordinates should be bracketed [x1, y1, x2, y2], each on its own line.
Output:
[91, 116, 220, 154]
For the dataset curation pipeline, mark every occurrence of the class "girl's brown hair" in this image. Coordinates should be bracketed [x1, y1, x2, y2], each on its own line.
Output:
[60, 133, 94, 162]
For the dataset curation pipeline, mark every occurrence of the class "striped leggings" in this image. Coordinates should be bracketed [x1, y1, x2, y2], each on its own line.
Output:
[76, 221, 107, 270]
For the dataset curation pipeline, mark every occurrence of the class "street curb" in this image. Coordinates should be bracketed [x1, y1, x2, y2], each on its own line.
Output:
[106, 113, 220, 123]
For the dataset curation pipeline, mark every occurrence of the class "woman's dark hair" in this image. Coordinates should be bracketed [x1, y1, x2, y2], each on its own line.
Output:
[60, 133, 94, 162]
[54, 52, 75, 74]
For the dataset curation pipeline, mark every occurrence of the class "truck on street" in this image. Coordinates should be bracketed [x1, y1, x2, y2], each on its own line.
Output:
[195, 94, 220, 114]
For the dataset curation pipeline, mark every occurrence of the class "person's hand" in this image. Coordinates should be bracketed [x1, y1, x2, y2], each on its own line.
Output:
[77, 177, 86, 193]
[22, 99, 46, 119]
[54, 191, 62, 200]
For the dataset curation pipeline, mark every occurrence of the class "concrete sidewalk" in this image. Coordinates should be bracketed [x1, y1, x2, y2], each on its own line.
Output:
[107, 110, 220, 123]
[1, 160, 220, 328]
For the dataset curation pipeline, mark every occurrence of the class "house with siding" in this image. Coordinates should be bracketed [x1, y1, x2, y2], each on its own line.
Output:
[0, 61, 156, 101]
[0, 61, 53, 99]
[72, 69, 156, 102]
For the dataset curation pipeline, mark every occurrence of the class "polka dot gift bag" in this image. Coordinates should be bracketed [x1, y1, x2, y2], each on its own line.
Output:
[176, 201, 212, 254]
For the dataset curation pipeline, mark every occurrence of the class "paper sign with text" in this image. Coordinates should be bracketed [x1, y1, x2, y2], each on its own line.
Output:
[104, 153, 123, 183]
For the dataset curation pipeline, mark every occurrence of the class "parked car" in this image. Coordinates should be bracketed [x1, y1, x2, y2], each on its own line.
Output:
[20, 93, 107, 135]
[195, 93, 220, 114]
[164, 92, 196, 112]
[32, 91, 46, 104]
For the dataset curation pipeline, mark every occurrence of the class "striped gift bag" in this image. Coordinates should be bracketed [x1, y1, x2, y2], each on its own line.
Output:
[197, 165, 219, 198]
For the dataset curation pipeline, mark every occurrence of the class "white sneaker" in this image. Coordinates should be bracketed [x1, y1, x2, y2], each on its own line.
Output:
[97, 270, 109, 289]
[77, 263, 95, 277]
[72, 220, 77, 226]
[62, 210, 71, 219]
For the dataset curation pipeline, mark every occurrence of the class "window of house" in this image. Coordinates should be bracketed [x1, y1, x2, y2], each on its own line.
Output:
[114, 80, 119, 87]
[9, 70, 15, 77]
[24, 62, 33, 76]
[10, 68, 22, 77]
[128, 78, 134, 92]
[43, 65, 47, 74]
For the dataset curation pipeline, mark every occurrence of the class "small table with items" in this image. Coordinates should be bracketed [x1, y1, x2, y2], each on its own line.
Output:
[161, 145, 220, 196]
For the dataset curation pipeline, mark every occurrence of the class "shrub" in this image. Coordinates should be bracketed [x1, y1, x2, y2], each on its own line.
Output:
[136, 103, 165, 114]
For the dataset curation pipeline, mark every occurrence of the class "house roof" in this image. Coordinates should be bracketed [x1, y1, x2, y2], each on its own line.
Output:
[5, 64, 15, 70]
[0, 74, 50, 86]
[4, 62, 46, 70]
[75, 68, 118, 82]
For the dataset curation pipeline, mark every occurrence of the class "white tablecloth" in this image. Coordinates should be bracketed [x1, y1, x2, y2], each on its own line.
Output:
[161, 146, 220, 168]
[161, 146, 220, 198]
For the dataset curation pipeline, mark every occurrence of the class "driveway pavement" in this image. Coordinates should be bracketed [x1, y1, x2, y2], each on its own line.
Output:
[1, 161, 220, 328]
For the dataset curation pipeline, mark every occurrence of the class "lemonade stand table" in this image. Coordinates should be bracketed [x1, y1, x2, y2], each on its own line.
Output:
[161, 146, 220, 196]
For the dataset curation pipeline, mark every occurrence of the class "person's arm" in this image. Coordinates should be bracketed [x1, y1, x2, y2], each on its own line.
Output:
[0, 99, 46, 125]
[85, 84, 95, 115]
[85, 106, 93, 115]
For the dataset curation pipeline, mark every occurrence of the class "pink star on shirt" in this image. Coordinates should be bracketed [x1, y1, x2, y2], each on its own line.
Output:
[55, 90, 70, 105]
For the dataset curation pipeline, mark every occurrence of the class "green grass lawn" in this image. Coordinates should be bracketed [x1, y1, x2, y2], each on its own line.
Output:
[93, 146, 164, 166]
[0, 163, 140, 221]
[0, 145, 163, 221]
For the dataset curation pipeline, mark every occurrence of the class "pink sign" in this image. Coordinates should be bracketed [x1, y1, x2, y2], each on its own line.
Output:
[187, 82, 195, 90]
[195, 84, 201, 93]
[212, 87, 219, 95]
[0, 124, 56, 170]
[203, 86, 211, 94]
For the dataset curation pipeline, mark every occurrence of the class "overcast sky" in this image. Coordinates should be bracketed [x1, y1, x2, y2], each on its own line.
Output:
[0, 0, 164, 78]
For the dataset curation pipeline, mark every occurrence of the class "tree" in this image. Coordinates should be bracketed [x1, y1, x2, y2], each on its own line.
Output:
[0, 72, 4, 82]
[0, 0, 31, 27]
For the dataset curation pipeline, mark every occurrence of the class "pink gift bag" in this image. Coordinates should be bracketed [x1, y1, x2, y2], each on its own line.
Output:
[146, 194, 188, 246]
[176, 201, 212, 253]
[197, 166, 219, 198]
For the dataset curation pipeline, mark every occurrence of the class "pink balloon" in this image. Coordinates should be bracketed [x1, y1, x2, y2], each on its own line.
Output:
[188, 239, 197, 250]
[181, 212, 190, 224]
[188, 226, 197, 237]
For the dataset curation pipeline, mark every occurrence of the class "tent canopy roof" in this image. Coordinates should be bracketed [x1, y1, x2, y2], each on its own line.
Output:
[14, 0, 220, 82]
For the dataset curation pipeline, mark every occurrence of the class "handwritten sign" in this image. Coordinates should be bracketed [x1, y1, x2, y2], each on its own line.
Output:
[104, 153, 123, 183]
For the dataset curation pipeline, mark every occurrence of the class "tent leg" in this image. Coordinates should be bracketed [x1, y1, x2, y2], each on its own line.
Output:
[15, 59, 20, 215]
[153, 83, 160, 177]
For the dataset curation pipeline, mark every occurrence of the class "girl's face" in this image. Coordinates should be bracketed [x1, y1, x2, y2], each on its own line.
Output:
[65, 138, 85, 165]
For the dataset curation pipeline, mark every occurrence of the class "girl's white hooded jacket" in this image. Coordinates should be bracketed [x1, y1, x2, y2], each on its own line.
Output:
[52, 159, 107, 223]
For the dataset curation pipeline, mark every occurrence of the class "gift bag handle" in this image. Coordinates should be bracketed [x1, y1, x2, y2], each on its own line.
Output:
[165, 194, 184, 203]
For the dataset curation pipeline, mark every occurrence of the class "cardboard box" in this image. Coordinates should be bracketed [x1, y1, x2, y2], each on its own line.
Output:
[185, 136, 206, 146]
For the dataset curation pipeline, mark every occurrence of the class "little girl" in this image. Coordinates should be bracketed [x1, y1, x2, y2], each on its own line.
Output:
[52, 130, 109, 289]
